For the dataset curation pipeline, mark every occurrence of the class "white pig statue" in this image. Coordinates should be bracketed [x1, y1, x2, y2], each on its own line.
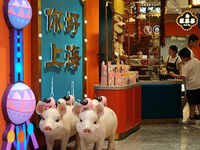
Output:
[72, 102, 118, 150]
[36, 101, 80, 150]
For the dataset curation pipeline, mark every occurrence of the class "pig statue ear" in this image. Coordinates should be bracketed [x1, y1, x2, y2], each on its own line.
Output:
[93, 103, 104, 118]
[36, 101, 45, 115]
[72, 102, 82, 117]
[57, 103, 67, 116]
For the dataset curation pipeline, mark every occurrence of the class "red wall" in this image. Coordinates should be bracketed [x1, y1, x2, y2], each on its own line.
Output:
[86, 0, 99, 99]
[166, 22, 200, 60]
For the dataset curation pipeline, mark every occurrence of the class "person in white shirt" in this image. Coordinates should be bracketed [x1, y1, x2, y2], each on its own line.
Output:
[182, 34, 199, 119]
[187, 34, 199, 59]
[164, 45, 182, 78]
[114, 32, 137, 62]
[169, 48, 200, 124]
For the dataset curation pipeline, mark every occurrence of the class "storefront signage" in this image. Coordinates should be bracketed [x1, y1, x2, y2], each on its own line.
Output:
[39, 0, 85, 101]
[176, 10, 198, 31]
[189, 0, 200, 7]
[143, 25, 159, 35]
[44, 8, 81, 69]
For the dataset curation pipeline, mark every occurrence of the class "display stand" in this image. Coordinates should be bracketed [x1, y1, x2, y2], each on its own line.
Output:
[141, 80, 183, 124]
[94, 83, 141, 140]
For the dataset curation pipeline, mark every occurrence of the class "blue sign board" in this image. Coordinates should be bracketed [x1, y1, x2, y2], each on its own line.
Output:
[40, 0, 85, 101]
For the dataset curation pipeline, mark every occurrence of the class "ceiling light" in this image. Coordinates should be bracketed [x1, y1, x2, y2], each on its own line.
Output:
[136, 13, 146, 20]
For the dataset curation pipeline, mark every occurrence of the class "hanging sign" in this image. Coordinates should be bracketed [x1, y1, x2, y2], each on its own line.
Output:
[176, 10, 198, 31]
[189, 0, 200, 7]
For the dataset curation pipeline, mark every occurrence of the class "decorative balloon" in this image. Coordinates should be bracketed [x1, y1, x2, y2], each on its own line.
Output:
[2, 0, 38, 149]
[2, 83, 36, 125]
[3, 0, 32, 29]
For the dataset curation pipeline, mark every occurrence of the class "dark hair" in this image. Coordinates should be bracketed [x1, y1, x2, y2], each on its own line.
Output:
[169, 45, 178, 54]
[178, 47, 191, 58]
[188, 34, 199, 43]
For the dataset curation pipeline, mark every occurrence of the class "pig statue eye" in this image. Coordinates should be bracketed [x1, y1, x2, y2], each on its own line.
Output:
[94, 121, 97, 124]
[42, 117, 45, 120]
[56, 119, 59, 122]
[80, 119, 82, 122]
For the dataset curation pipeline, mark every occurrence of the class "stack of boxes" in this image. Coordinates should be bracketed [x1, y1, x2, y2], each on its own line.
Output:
[101, 61, 137, 86]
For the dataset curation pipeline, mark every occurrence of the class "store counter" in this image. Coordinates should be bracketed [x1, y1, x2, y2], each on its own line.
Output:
[141, 80, 183, 124]
[94, 83, 141, 140]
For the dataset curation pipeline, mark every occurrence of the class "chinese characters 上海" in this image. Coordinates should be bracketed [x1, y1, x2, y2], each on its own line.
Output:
[45, 43, 81, 69]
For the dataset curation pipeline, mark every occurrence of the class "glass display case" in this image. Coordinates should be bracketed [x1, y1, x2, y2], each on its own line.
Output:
[109, 0, 162, 81]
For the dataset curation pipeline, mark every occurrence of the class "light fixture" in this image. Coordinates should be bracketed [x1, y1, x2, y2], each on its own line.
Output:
[126, 18, 135, 22]
[136, 13, 146, 20]
[117, 21, 126, 26]
[38, 56, 42, 60]
[149, 9, 160, 17]
[134, 0, 146, 4]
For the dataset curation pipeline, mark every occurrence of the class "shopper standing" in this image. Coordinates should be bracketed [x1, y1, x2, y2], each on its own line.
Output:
[182, 34, 199, 119]
[169, 48, 200, 124]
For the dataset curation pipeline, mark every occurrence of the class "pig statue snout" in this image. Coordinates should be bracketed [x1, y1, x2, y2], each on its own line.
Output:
[83, 128, 92, 135]
[44, 126, 52, 133]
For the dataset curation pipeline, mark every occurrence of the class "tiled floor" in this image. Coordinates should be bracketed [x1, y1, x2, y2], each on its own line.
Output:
[66, 123, 200, 150]
[40, 103, 200, 150]
[65, 103, 200, 150]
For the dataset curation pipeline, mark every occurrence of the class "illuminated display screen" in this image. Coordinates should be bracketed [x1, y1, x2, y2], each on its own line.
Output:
[147, 6, 153, 10]
[140, 7, 146, 13]
[133, 6, 160, 13]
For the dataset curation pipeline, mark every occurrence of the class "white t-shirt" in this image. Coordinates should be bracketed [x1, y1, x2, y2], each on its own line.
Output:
[164, 56, 182, 70]
[182, 58, 200, 90]
[187, 47, 195, 58]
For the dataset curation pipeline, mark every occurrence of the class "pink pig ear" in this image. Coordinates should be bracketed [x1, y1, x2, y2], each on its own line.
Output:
[36, 101, 45, 115]
[57, 103, 67, 116]
[72, 102, 82, 117]
[93, 103, 104, 118]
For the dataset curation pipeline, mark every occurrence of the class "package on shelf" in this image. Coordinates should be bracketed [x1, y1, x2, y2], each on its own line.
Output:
[115, 73, 124, 86]
[101, 61, 136, 86]
[101, 71, 115, 86]
[128, 71, 137, 84]
[101, 61, 117, 78]
[141, 59, 149, 65]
